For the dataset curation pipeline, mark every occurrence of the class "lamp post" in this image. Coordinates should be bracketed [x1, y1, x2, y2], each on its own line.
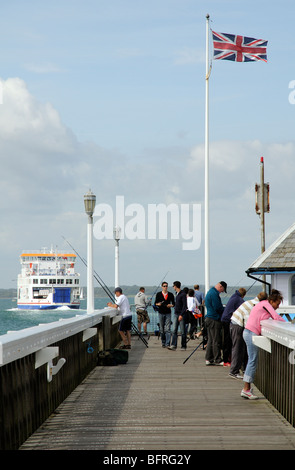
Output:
[84, 189, 96, 314]
[113, 225, 121, 288]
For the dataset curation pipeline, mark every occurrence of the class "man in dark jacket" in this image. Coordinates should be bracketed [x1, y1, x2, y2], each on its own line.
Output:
[204, 281, 227, 365]
[169, 281, 188, 350]
[221, 288, 246, 365]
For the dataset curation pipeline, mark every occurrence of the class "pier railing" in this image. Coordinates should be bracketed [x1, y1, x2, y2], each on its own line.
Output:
[0, 308, 120, 450]
[254, 319, 295, 427]
[1, 310, 295, 450]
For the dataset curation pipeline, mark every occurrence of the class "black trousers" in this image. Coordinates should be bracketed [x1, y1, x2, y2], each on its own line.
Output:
[204, 317, 222, 363]
[222, 321, 232, 363]
[229, 323, 248, 375]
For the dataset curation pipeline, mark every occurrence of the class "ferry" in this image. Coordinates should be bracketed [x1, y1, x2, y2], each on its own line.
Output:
[17, 248, 81, 310]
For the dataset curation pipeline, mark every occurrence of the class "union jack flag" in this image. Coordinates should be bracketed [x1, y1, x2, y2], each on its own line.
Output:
[212, 31, 268, 62]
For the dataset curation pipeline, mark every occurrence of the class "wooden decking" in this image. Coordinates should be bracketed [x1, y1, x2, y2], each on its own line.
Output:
[20, 334, 295, 450]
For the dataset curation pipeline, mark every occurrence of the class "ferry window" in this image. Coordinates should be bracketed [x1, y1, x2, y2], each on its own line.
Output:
[33, 279, 38, 284]
[75, 279, 79, 284]
[66, 279, 73, 284]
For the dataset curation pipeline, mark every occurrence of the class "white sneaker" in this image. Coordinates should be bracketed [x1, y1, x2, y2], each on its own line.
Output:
[229, 373, 243, 379]
[241, 389, 258, 400]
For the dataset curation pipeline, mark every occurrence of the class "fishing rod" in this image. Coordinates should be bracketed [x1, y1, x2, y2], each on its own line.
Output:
[221, 276, 259, 305]
[150, 270, 170, 300]
[150, 270, 170, 311]
[62, 236, 115, 302]
[62, 236, 148, 347]
[183, 340, 204, 365]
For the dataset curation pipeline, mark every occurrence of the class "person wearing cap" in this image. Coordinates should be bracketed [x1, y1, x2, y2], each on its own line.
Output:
[204, 281, 227, 365]
[107, 288, 132, 349]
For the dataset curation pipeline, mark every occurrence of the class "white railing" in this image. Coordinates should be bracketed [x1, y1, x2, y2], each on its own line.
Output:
[260, 319, 295, 351]
[0, 307, 118, 366]
[252, 319, 295, 357]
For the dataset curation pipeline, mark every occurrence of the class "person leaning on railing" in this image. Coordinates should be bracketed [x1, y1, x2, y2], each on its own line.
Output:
[241, 289, 286, 400]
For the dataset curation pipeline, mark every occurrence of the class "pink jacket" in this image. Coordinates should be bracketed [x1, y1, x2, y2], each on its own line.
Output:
[245, 299, 285, 335]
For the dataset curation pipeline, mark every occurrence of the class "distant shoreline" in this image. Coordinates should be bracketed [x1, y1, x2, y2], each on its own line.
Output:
[0, 284, 264, 300]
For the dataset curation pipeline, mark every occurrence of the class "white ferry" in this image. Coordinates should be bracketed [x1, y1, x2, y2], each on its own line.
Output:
[17, 248, 81, 310]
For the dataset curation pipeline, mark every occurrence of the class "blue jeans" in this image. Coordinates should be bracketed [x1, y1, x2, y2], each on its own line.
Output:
[171, 314, 187, 348]
[243, 329, 259, 383]
[159, 313, 171, 346]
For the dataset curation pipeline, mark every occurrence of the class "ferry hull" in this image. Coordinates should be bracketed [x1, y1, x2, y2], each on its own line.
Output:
[17, 303, 80, 310]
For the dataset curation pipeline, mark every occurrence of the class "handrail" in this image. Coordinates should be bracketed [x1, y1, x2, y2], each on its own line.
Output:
[0, 307, 118, 366]
[260, 319, 295, 350]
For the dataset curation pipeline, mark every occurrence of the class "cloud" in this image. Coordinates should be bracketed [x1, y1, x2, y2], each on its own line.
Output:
[23, 62, 65, 74]
[187, 139, 295, 269]
[115, 48, 143, 59]
[0, 76, 294, 289]
[173, 47, 205, 65]
[0, 78, 74, 150]
[188, 138, 295, 202]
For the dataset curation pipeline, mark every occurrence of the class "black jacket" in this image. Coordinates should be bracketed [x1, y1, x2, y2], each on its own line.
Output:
[174, 290, 187, 317]
[155, 291, 175, 314]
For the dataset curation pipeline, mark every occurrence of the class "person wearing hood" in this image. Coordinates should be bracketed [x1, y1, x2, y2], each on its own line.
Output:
[134, 287, 150, 335]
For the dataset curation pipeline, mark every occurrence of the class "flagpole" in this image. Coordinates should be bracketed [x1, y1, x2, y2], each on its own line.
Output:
[204, 13, 210, 295]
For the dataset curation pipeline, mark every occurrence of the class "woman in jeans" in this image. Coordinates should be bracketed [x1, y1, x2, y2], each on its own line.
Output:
[241, 289, 285, 399]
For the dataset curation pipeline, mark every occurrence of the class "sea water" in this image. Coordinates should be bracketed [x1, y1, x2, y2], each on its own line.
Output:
[0, 297, 160, 336]
[0, 289, 266, 337]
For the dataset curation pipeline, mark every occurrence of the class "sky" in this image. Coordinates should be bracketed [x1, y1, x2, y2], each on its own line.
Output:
[1, 0, 295, 292]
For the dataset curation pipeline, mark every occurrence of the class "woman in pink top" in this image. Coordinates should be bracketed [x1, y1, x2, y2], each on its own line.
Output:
[241, 290, 285, 400]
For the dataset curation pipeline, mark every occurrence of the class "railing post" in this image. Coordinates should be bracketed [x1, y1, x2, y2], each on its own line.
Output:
[102, 315, 111, 351]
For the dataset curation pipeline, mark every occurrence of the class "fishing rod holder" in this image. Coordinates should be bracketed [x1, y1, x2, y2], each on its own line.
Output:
[35, 346, 66, 383]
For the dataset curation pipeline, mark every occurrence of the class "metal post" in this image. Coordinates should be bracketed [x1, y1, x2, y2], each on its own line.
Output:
[113, 225, 121, 287]
[260, 157, 266, 290]
[260, 157, 265, 254]
[87, 214, 94, 313]
[84, 190, 96, 314]
[205, 13, 210, 295]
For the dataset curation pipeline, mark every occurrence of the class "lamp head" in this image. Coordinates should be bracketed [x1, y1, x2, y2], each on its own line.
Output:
[84, 189, 96, 217]
[113, 225, 121, 241]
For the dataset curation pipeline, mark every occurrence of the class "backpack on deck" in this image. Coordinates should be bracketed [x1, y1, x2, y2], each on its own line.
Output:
[97, 348, 128, 366]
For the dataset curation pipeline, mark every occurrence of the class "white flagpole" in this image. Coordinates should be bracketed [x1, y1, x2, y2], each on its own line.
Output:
[204, 13, 210, 294]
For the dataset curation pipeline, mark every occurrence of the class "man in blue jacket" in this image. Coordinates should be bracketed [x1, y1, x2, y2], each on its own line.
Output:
[204, 281, 227, 365]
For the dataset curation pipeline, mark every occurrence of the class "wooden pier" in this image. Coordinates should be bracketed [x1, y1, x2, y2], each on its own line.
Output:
[20, 334, 295, 451]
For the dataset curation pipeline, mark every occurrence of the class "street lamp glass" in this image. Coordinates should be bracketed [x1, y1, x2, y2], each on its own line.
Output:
[113, 225, 121, 240]
[84, 190, 96, 216]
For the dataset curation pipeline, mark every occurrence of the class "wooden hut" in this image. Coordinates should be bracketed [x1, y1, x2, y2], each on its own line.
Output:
[246, 222, 295, 319]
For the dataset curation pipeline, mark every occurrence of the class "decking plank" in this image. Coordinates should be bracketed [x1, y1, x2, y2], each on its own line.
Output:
[19, 335, 295, 450]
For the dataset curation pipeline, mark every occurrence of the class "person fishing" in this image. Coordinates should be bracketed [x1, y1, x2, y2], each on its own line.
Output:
[134, 287, 150, 336]
[107, 287, 132, 350]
